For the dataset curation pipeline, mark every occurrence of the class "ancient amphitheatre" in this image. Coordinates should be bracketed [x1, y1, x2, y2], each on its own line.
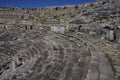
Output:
[0, 0, 120, 80]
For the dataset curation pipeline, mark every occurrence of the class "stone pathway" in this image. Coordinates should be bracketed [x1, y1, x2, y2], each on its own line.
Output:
[76, 32, 120, 80]
[64, 33, 114, 80]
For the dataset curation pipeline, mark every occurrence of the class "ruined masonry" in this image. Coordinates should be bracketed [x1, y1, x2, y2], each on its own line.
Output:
[0, 0, 120, 80]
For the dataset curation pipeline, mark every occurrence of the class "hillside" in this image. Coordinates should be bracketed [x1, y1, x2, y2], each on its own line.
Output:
[0, 0, 120, 80]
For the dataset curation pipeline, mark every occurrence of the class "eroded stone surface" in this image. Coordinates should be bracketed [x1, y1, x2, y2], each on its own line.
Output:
[0, 29, 114, 80]
[0, 29, 90, 80]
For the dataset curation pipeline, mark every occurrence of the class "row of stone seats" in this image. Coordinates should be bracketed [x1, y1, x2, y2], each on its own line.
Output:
[0, 46, 15, 73]
[0, 31, 91, 80]
[26, 37, 64, 80]
[24, 33, 89, 80]
[54, 33, 91, 79]
[13, 34, 66, 79]
[0, 38, 49, 79]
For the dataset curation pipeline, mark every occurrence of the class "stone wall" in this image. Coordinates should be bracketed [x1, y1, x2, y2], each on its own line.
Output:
[51, 26, 65, 33]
